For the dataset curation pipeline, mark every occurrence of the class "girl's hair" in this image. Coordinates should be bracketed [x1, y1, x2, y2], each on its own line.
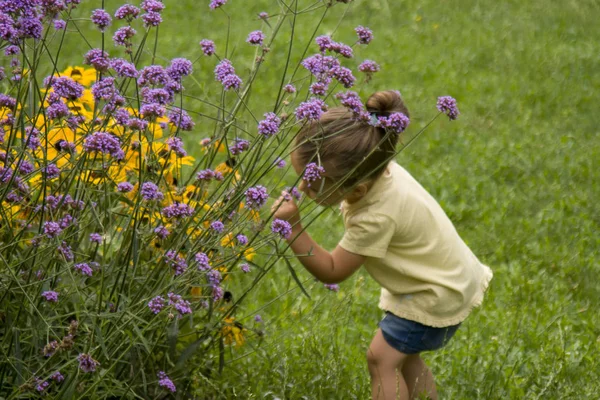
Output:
[294, 90, 409, 189]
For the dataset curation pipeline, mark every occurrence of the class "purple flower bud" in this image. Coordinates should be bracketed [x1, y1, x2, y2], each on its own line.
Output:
[154, 225, 170, 239]
[246, 30, 265, 46]
[199, 39, 216, 56]
[142, 11, 162, 27]
[325, 283, 340, 292]
[140, 181, 163, 201]
[169, 108, 194, 131]
[355, 26, 373, 44]
[303, 163, 325, 186]
[209, 0, 227, 9]
[113, 26, 136, 47]
[115, 4, 140, 21]
[378, 112, 410, 134]
[84, 48, 110, 71]
[110, 58, 138, 78]
[167, 58, 193, 80]
[245, 185, 269, 210]
[148, 295, 165, 314]
[211, 221, 224, 233]
[241, 263, 251, 273]
[117, 182, 134, 193]
[257, 112, 281, 137]
[236, 234, 248, 246]
[89, 233, 102, 243]
[436, 96, 460, 120]
[78, 353, 100, 373]
[283, 84, 296, 93]
[271, 219, 292, 239]
[295, 98, 326, 121]
[74, 263, 93, 276]
[274, 157, 286, 169]
[41, 291, 59, 302]
[91, 9, 112, 32]
[157, 371, 176, 392]
[358, 60, 380, 74]
[195, 252, 211, 271]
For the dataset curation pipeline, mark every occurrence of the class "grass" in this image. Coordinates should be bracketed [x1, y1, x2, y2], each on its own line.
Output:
[17, 0, 600, 398]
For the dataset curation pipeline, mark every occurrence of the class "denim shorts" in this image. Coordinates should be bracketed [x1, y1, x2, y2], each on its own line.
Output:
[378, 312, 460, 354]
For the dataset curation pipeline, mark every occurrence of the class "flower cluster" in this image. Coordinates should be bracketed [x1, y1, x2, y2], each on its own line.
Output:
[214, 59, 242, 90]
[436, 96, 460, 120]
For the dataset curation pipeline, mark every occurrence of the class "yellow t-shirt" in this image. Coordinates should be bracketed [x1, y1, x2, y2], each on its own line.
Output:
[339, 161, 493, 328]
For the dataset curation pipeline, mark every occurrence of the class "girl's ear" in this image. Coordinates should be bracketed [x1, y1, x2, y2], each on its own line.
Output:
[348, 183, 369, 201]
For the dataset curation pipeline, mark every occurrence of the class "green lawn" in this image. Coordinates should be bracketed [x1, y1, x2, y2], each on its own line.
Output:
[44, 0, 600, 398]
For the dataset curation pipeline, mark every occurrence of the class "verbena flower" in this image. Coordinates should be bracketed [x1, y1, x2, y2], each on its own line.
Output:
[240, 263, 251, 273]
[166, 137, 187, 157]
[209, 0, 227, 9]
[140, 182, 164, 201]
[51, 76, 84, 100]
[78, 353, 100, 373]
[91, 9, 111, 32]
[436, 96, 460, 120]
[142, 10, 162, 27]
[51, 371, 64, 383]
[358, 60, 380, 74]
[214, 59, 242, 90]
[335, 91, 368, 121]
[117, 182, 134, 193]
[274, 157, 286, 168]
[378, 112, 410, 134]
[236, 234, 248, 246]
[110, 58, 138, 78]
[207, 269, 222, 286]
[245, 185, 269, 210]
[284, 186, 302, 201]
[154, 225, 170, 239]
[199, 39, 216, 56]
[229, 138, 249, 155]
[331, 66, 355, 88]
[257, 112, 281, 137]
[271, 219, 292, 239]
[84, 48, 110, 71]
[167, 58, 193, 80]
[43, 222, 62, 238]
[169, 108, 194, 131]
[258, 12, 268, 20]
[43, 341, 59, 357]
[74, 263, 93, 276]
[89, 233, 102, 243]
[138, 65, 169, 86]
[141, 0, 165, 12]
[115, 4, 140, 21]
[157, 371, 176, 392]
[254, 314, 262, 322]
[58, 242, 74, 262]
[355, 25, 373, 44]
[165, 250, 187, 276]
[162, 202, 194, 219]
[196, 169, 222, 181]
[35, 379, 49, 392]
[113, 26, 136, 47]
[211, 221, 224, 233]
[295, 98, 326, 121]
[303, 162, 325, 186]
[284, 84, 296, 93]
[325, 283, 340, 291]
[195, 252, 211, 271]
[41, 291, 59, 303]
[83, 131, 124, 159]
[148, 296, 165, 314]
[246, 30, 265, 46]
[44, 163, 61, 179]
[53, 19, 66, 30]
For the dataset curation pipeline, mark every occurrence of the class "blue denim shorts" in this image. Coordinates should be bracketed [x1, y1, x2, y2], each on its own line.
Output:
[378, 312, 460, 354]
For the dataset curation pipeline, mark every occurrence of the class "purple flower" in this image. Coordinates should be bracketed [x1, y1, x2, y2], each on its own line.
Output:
[44, 222, 62, 238]
[78, 353, 100, 373]
[246, 30, 265, 45]
[335, 91, 367, 120]
[325, 283, 340, 292]
[165, 250, 187, 276]
[148, 295, 165, 314]
[271, 219, 292, 239]
[141, 87, 172, 105]
[84, 48, 110, 71]
[51, 76, 84, 101]
[58, 242, 74, 261]
[331, 66, 355, 88]
[110, 58, 138, 78]
[309, 81, 328, 96]
[0, 94, 16, 110]
[89, 233, 102, 243]
[302, 54, 339, 77]
[378, 112, 410, 134]
[18, 161, 34, 175]
[140, 103, 165, 120]
[303, 162, 325, 186]
[46, 101, 70, 120]
[358, 60, 380, 74]
[54, 19, 66, 30]
[167, 58, 193, 80]
[117, 182, 134, 192]
[214, 59, 242, 90]
[195, 252, 211, 271]
[83, 131, 124, 159]
[36, 380, 49, 392]
[162, 202, 194, 219]
[355, 26, 373, 44]
[142, 0, 165, 12]
[128, 118, 148, 131]
[254, 314, 262, 322]
[295, 98, 326, 121]
[257, 112, 281, 137]
[166, 137, 187, 157]
[91, 77, 118, 100]
[51, 371, 64, 383]
[229, 138, 249, 155]
[240, 263, 251, 273]
[211, 221, 224, 233]
[283, 84, 296, 93]
[154, 225, 170, 239]
[18, 17, 43, 40]
[141, 182, 164, 201]
[157, 371, 176, 392]
[236, 234, 248, 246]
[199, 39, 216, 56]
[113, 26, 136, 47]
[115, 4, 140, 21]
[91, 9, 111, 32]
[138, 65, 169, 86]
[209, 0, 227, 9]
[259, 12, 269, 19]
[44, 163, 61, 179]
[206, 269, 222, 286]
[41, 291, 59, 302]
[274, 157, 286, 168]
[329, 42, 353, 58]
[316, 35, 334, 52]
[169, 108, 195, 131]
[245, 185, 269, 210]
[142, 11, 162, 27]
[74, 263, 93, 276]
[284, 186, 302, 201]
[436, 96, 460, 120]
[43, 341, 59, 357]
[196, 169, 221, 181]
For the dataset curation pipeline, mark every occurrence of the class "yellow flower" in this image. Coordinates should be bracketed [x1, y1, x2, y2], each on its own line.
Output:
[191, 286, 203, 299]
[220, 233, 235, 248]
[243, 247, 256, 262]
[58, 66, 97, 87]
[222, 317, 245, 347]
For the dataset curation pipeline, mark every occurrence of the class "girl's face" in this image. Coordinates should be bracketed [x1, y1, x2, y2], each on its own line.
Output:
[291, 153, 347, 206]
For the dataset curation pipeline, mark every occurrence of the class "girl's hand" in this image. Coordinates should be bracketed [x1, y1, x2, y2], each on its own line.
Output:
[271, 191, 301, 227]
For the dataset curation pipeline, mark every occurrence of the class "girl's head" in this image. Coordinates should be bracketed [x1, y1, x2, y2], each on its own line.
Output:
[292, 90, 409, 205]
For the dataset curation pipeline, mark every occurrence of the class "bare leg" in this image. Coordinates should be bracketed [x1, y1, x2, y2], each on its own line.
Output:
[401, 354, 438, 400]
[367, 329, 410, 400]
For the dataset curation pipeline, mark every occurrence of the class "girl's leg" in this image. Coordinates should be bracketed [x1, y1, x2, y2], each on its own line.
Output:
[367, 328, 410, 400]
[401, 354, 437, 400]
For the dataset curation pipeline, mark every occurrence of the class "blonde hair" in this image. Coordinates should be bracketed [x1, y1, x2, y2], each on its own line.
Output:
[294, 90, 409, 188]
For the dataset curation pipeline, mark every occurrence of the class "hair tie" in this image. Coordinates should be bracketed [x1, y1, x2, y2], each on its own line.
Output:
[369, 112, 379, 126]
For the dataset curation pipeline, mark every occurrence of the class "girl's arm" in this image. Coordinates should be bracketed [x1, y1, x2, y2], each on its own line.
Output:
[272, 193, 365, 284]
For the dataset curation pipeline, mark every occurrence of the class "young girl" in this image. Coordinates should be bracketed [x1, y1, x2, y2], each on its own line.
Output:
[271, 90, 493, 400]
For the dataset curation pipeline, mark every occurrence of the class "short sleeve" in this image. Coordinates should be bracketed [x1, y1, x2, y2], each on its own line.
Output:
[339, 213, 396, 258]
